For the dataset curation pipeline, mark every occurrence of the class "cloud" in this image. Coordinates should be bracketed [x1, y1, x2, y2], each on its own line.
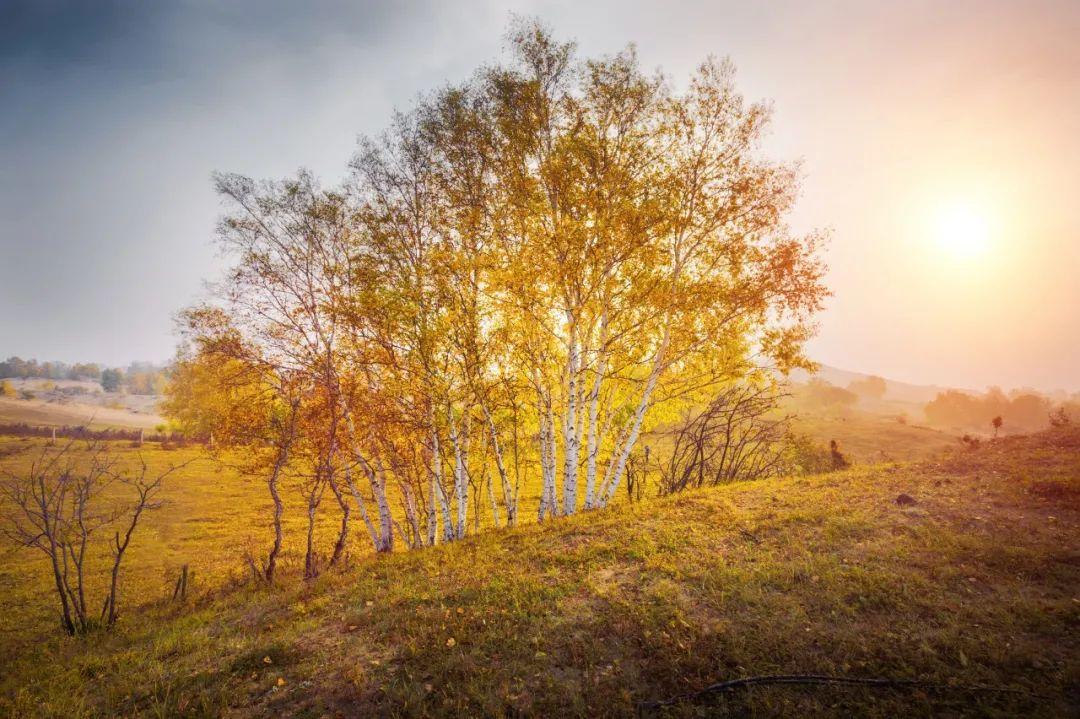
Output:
[1, 0, 1077, 389]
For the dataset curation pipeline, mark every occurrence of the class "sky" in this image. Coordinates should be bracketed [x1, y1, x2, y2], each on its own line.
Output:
[2, 0, 1078, 392]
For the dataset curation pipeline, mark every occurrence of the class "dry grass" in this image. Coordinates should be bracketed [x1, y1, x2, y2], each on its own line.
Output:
[0, 397, 163, 431]
[0, 428, 1077, 717]
[790, 412, 958, 463]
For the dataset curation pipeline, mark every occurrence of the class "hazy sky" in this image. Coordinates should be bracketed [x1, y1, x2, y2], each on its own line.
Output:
[2, 0, 1078, 391]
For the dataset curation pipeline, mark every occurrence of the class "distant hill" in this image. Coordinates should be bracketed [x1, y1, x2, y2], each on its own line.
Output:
[790, 363, 966, 404]
[0, 378, 163, 430]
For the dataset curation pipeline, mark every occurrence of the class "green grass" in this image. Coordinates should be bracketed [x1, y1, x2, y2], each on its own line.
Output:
[0, 429, 1077, 717]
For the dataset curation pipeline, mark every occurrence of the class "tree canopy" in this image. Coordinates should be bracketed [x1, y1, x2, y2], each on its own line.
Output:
[166, 20, 827, 559]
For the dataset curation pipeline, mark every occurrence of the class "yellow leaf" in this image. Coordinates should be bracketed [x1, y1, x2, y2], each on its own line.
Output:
[446, 637, 456, 647]
[276, 677, 286, 687]
[262, 656, 272, 665]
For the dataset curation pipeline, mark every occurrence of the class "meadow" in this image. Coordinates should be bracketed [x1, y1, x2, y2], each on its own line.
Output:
[0, 426, 1076, 716]
[0, 406, 958, 649]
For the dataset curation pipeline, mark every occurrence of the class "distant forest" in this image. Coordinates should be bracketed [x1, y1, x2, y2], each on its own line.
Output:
[0, 356, 167, 395]
[789, 376, 1079, 434]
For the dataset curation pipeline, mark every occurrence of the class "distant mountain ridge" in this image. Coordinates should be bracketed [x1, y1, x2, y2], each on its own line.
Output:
[790, 363, 968, 404]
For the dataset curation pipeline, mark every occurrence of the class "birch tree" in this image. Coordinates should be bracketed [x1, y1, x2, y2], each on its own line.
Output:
[168, 17, 828, 564]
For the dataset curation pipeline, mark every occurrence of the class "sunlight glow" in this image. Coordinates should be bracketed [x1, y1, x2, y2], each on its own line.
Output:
[933, 203, 992, 260]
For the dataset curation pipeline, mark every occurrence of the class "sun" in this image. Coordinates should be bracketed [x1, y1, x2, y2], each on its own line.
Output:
[933, 203, 992, 260]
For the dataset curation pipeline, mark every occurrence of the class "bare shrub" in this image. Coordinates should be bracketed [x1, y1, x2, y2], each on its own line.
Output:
[0, 440, 186, 634]
[658, 385, 790, 495]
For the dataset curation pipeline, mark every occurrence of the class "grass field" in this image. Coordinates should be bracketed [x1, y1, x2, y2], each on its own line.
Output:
[0, 425, 1076, 717]
[0, 397, 163, 431]
[791, 413, 959, 463]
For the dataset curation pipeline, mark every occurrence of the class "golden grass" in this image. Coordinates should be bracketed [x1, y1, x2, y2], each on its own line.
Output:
[0, 397, 163, 431]
[790, 412, 958, 463]
[0, 428, 1077, 717]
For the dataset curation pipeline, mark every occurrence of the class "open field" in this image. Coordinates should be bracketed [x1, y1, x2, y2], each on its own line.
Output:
[0, 410, 957, 650]
[0, 427, 1076, 717]
[791, 413, 959, 463]
[0, 397, 163, 431]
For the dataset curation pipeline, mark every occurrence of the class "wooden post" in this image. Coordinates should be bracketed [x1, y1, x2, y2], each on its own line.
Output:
[138, 428, 144, 447]
[50, 427, 56, 445]
[172, 564, 189, 601]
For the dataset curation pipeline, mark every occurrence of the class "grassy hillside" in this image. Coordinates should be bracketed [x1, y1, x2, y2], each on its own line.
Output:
[1, 429, 1078, 717]
[791, 413, 958, 463]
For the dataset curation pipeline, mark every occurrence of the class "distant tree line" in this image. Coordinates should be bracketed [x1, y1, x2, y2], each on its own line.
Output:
[924, 387, 1079, 434]
[788, 379, 859, 414]
[0, 357, 102, 381]
[0, 357, 167, 395]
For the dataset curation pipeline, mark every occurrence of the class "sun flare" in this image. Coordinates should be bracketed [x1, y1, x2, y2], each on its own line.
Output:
[933, 203, 992, 260]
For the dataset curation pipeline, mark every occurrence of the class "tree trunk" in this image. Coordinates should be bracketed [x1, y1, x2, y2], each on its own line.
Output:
[338, 401, 393, 552]
[430, 416, 454, 543]
[371, 460, 395, 552]
[561, 317, 581, 515]
[448, 407, 469, 540]
[327, 474, 350, 567]
[341, 458, 379, 550]
[583, 349, 607, 509]
[598, 328, 670, 507]
[304, 489, 319, 579]
[481, 403, 515, 526]
[265, 448, 288, 583]
[536, 382, 557, 521]
[264, 400, 299, 583]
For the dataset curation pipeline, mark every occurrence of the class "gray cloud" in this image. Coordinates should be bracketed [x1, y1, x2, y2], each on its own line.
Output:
[1, 0, 1078, 390]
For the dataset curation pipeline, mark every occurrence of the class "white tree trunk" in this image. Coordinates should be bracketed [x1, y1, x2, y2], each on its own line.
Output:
[339, 453, 379, 551]
[430, 416, 453, 543]
[339, 401, 394, 551]
[481, 402, 515, 526]
[561, 316, 581, 515]
[597, 328, 670, 507]
[371, 458, 395, 552]
[535, 379, 557, 521]
[583, 314, 609, 509]
[583, 361, 605, 509]
[536, 399, 551, 521]
[448, 406, 469, 540]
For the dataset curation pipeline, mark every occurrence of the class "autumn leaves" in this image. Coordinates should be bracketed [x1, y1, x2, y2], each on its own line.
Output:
[167, 19, 826, 568]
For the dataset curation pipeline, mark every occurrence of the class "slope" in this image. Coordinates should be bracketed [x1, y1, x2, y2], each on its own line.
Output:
[1, 429, 1078, 717]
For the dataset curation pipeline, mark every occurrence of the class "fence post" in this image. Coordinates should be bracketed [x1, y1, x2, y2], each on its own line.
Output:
[172, 564, 189, 601]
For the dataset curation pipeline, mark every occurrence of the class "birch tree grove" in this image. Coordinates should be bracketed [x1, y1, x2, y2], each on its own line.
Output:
[166, 19, 826, 566]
